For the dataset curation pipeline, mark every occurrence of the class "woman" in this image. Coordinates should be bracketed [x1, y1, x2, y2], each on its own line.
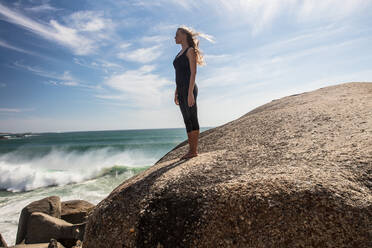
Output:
[173, 25, 210, 160]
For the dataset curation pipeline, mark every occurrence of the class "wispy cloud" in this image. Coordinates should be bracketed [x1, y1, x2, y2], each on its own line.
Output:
[0, 83, 6, 88]
[24, 2, 62, 13]
[151, 23, 179, 32]
[0, 3, 93, 54]
[118, 44, 163, 63]
[0, 108, 34, 113]
[0, 3, 116, 55]
[73, 57, 124, 74]
[140, 35, 170, 43]
[11, 60, 73, 81]
[0, 39, 36, 55]
[160, 0, 372, 35]
[63, 10, 116, 34]
[0, 38, 58, 61]
[296, 0, 370, 22]
[119, 42, 132, 49]
[9, 60, 101, 90]
[198, 23, 370, 90]
[98, 65, 173, 108]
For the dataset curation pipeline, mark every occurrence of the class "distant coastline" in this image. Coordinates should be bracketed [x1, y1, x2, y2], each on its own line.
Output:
[0, 132, 32, 139]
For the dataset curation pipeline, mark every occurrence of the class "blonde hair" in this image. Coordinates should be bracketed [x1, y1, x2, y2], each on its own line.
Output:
[177, 25, 215, 66]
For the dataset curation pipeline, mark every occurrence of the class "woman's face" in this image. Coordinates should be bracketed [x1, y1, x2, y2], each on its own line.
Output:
[174, 29, 185, 44]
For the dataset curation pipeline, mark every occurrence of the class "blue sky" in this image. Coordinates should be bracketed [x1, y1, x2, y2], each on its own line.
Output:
[0, 0, 371, 133]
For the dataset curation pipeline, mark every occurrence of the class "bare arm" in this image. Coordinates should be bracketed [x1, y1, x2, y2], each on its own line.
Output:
[186, 47, 197, 94]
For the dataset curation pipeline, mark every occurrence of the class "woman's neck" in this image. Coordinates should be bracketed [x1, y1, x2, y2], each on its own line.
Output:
[181, 43, 189, 50]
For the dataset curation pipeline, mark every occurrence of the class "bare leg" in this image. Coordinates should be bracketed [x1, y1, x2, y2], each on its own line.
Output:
[180, 129, 199, 159]
[189, 129, 199, 156]
[180, 131, 192, 159]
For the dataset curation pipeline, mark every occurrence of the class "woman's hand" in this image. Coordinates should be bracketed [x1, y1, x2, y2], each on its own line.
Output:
[188, 92, 195, 107]
[174, 93, 179, 105]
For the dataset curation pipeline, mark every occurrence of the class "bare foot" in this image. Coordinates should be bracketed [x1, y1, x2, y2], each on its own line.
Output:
[180, 152, 198, 160]
[187, 152, 198, 158]
[180, 151, 191, 160]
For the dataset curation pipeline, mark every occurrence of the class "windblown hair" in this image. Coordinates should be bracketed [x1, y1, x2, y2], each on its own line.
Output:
[177, 25, 215, 66]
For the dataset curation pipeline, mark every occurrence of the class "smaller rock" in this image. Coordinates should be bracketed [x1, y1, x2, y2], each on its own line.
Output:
[72, 240, 82, 248]
[25, 212, 84, 247]
[61, 200, 94, 224]
[0, 232, 8, 247]
[48, 239, 65, 248]
[16, 196, 61, 244]
[7, 243, 52, 248]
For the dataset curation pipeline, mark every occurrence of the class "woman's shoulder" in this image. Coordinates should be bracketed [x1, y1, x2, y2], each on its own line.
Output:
[187, 46, 195, 52]
[186, 47, 196, 56]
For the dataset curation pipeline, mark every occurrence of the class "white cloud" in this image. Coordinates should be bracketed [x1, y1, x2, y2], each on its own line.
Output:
[11, 60, 70, 81]
[119, 42, 132, 49]
[65, 10, 113, 32]
[24, 2, 62, 12]
[0, 38, 60, 62]
[140, 35, 170, 43]
[118, 44, 162, 63]
[161, 0, 371, 35]
[0, 39, 36, 55]
[73, 58, 97, 69]
[203, 54, 233, 64]
[9, 60, 101, 90]
[94, 94, 125, 100]
[97, 60, 124, 69]
[0, 83, 6, 87]
[151, 23, 179, 32]
[0, 3, 118, 55]
[296, 0, 370, 22]
[132, 0, 198, 10]
[100, 65, 173, 108]
[0, 3, 96, 55]
[48, 19, 95, 54]
[0, 108, 34, 113]
[60, 81, 79, 86]
[197, 22, 370, 91]
[73, 57, 125, 75]
[218, 0, 370, 34]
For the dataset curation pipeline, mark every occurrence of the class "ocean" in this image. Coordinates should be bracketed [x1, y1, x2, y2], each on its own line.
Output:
[0, 127, 213, 245]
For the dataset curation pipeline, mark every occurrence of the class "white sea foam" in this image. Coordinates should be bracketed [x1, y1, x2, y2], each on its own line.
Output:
[0, 146, 155, 192]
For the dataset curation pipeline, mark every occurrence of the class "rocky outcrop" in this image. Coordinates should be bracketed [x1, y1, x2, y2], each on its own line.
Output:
[25, 212, 83, 246]
[0, 233, 7, 247]
[83, 82, 372, 247]
[16, 196, 61, 244]
[7, 238, 65, 248]
[13, 197, 92, 248]
[61, 200, 94, 225]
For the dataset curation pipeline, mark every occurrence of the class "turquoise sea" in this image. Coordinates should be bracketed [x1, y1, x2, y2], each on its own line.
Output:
[0, 127, 213, 245]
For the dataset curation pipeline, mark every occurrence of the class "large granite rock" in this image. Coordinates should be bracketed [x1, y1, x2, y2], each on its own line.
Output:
[83, 82, 372, 247]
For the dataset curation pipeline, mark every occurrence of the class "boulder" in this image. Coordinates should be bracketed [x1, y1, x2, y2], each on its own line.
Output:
[8, 245, 50, 248]
[25, 212, 84, 247]
[83, 82, 372, 247]
[7, 238, 64, 248]
[61, 200, 95, 224]
[0, 233, 7, 247]
[47, 239, 65, 248]
[16, 196, 61, 244]
[71, 240, 82, 248]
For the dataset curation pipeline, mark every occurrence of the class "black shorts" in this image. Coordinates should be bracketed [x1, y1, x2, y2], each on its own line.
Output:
[178, 85, 200, 132]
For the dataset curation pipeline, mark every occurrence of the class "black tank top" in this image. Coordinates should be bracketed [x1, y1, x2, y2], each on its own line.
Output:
[173, 47, 192, 91]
